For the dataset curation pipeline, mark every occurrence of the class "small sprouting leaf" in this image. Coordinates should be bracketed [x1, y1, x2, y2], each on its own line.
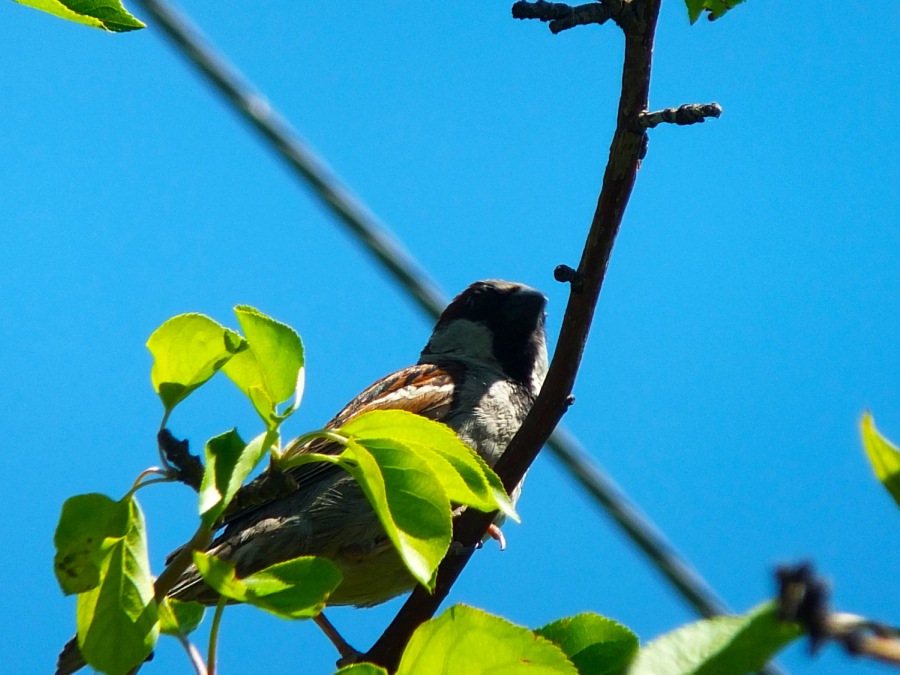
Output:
[861, 412, 900, 510]
[193, 552, 342, 619]
[341, 410, 517, 521]
[199, 429, 273, 527]
[159, 598, 205, 637]
[684, 0, 745, 24]
[627, 601, 802, 675]
[54, 493, 125, 595]
[537, 613, 639, 675]
[75, 496, 158, 675]
[223, 306, 305, 427]
[398, 605, 578, 674]
[341, 437, 450, 590]
[147, 313, 246, 415]
[13, 0, 145, 32]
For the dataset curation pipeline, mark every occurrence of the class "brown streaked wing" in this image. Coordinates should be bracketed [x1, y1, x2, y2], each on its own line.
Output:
[221, 362, 463, 527]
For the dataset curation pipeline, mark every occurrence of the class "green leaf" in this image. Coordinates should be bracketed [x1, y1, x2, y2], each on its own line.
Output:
[193, 552, 342, 619]
[342, 438, 451, 590]
[147, 313, 246, 415]
[199, 429, 273, 528]
[537, 614, 639, 675]
[398, 605, 578, 674]
[75, 496, 158, 675]
[13, 0, 145, 32]
[684, 0, 745, 24]
[340, 410, 519, 522]
[54, 493, 126, 595]
[627, 601, 802, 675]
[222, 306, 305, 427]
[159, 598, 205, 637]
[335, 665, 389, 675]
[341, 410, 518, 521]
[861, 412, 900, 510]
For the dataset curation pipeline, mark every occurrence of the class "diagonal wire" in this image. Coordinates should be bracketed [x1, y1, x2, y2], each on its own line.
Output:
[133, 0, 733, 623]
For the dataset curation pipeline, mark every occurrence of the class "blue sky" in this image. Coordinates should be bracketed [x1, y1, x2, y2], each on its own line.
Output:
[2, 2, 898, 674]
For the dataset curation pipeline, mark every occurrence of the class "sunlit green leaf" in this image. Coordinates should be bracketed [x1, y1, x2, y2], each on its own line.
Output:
[54, 493, 125, 595]
[684, 0, 745, 24]
[193, 552, 342, 619]
[159, 598, 205, 637]
[627, 602, 801, 675]
[341, 410, 517, 521]
[342, 438, 450, 590]
[398, 604, 578, 674]
[223, 306, 305, 426]
[861, 412, 900, 510]
[75, 496, 158, 675]
[147, 313, 245, 415]
[537, 613, 638, 675]
[199, 429, 274, 527]
[13, 0, 145, 32]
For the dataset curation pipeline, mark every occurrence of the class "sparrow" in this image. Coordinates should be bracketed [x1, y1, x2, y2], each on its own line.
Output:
[56, 279, 548, 673]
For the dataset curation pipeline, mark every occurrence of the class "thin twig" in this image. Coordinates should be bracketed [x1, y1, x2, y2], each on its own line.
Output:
[511, 1, 612, 33]
[638, 102, 723, 129]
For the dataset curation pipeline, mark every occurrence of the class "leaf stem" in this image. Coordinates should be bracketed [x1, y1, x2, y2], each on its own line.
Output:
[207, 596, 227, 675]
[157, 410, 175, 468]
[278, 429, 349, 465]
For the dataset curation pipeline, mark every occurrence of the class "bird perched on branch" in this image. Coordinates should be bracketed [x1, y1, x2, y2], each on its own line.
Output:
[57, 279, 548, 674]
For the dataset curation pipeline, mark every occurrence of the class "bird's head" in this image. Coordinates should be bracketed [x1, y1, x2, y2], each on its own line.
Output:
[420, 279, 548, 396]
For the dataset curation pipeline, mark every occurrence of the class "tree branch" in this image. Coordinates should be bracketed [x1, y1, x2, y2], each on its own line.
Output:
[362, 1, 663, 670]
[777, 562, 900, 668]
[135, 0, 735, 636]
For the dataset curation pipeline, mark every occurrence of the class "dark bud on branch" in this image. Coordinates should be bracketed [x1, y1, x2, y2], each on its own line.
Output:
[554, 264, 584, 291]
[638, 103, 723, 130]
[512, 1, 612, 34]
